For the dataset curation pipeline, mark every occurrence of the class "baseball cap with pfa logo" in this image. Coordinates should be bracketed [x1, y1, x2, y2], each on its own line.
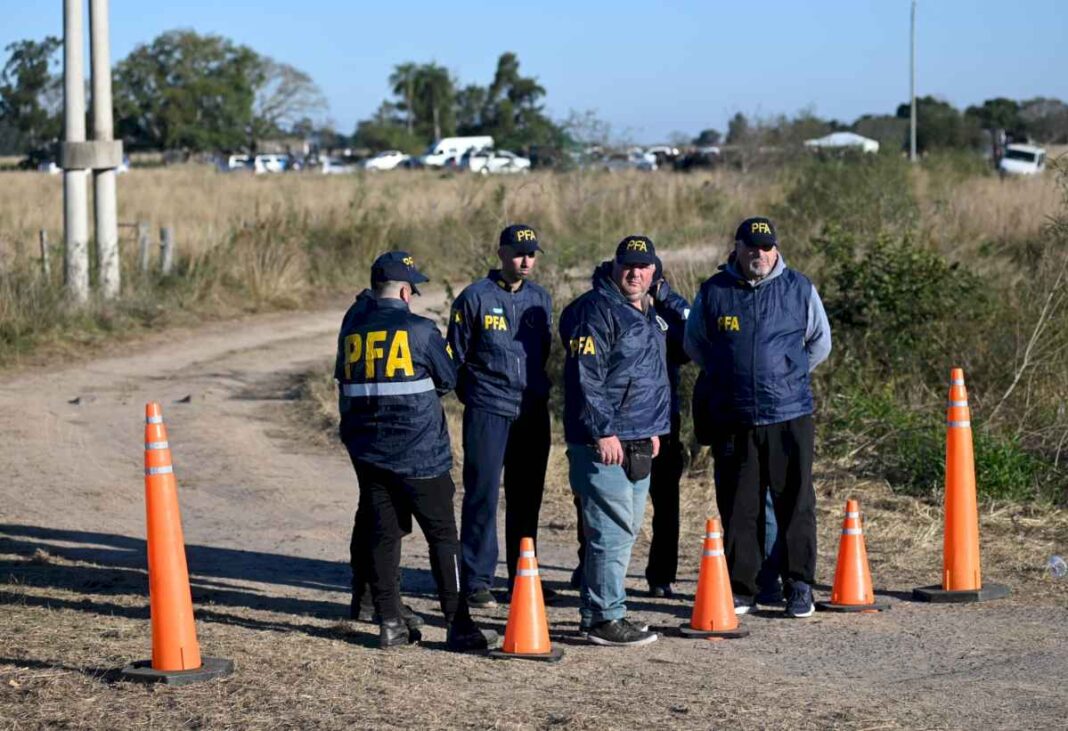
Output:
[370, 250, 430, 295]
[615, 235, 657, 266]
[735, 216, 778, 250]
[499, 224, 543, 255]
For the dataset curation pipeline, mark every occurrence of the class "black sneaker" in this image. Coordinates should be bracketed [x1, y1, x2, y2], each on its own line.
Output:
[446, 619, 500, 653]
[647, 583, 675, 599]
[467, 589, 498, 609]
[586, 619, 658, 647]
[785, 581, 815, 618]
[756, 580, 784, 606]
[578, 617, 649, 638]
[734, 594, 756, 615]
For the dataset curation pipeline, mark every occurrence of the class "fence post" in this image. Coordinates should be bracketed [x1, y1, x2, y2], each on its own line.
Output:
[39, 230, 51, 280]
[137, 222, 150, 273]
[159, 226, 174, 275]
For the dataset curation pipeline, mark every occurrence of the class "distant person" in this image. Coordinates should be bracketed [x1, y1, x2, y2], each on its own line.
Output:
[560, 235, 670, 646]
[448, 225, 553, 608]
[685, 218, 831, 618]
[335, 251, 497, 651]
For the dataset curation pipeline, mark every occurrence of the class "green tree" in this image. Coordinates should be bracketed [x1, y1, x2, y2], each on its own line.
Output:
[389, 62, 418, 134]
[479, 52, 559, 150]
[726, 112, 749, 144]
[1019, 97, 1068, 144]
[411, 63, 455, 141]
[0, 37, 62, 153]
[455, 83, 488, 135]
[693, 128, 721, 146]
[113, 29, 260, 152]
[352, 101, 424, 153]
[895, 96, 982, 152]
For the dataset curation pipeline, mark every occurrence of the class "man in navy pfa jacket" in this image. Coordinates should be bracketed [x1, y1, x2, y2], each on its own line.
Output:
[684, 218, 831, 619]
[448, 225, 553, 607]
[560, 235, 670, 647]
[337, 251, 497, 651]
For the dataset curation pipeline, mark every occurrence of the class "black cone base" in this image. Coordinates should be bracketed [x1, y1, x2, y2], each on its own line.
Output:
[817, 600, 890, 612]
[912, 582, 1011, 603]
[679, 623, 749, 639]
[489, 646, 564, 662]
[120, 657, 234, 685]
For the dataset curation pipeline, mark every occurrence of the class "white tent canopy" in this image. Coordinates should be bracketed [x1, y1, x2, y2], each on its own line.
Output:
[804, 131, 880, 154]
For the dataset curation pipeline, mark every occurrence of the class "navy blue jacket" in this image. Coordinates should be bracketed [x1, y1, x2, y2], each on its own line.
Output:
[684, 255, 831, 427]
[652, 278, 691, 417]
[447, 271, 552, 418]
[559, 262, 671, 445]
[335, 291, 456, 477]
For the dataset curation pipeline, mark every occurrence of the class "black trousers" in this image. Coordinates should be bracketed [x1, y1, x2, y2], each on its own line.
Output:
[345, 448, 411, 615]
[711, 414, 816, 597]
[572, 414, 684, 586]
[460, 401, 550, 592]
[353, 459, 470, 624]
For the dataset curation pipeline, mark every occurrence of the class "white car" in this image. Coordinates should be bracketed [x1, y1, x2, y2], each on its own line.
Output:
[253, 154, 289, 174]
[320, 157, 358, 174]
[998, 144, 1046, 176]
[461, 148, 531, 175]
[420, 136, 494, 167]
[362, 150, 410, 171]
[601, 150, 657, 172]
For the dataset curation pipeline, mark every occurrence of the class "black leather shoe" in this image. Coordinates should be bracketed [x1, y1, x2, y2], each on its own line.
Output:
[379, 618, 420, 649]
[446, 619, 499, 653]
[372, 603, 425, 630]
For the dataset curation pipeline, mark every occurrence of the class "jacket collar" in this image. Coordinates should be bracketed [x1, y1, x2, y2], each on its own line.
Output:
[373, 296, 410, 311]
[489, 269, 524, 293]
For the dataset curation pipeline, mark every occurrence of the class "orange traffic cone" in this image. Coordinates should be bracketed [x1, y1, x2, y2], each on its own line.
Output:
[121, 402, 234, 684]
[817, 500, 888, 612]
[489, 537, 563, 662]
[914, 369, 1010, 603]
[679, 519, 749, 639]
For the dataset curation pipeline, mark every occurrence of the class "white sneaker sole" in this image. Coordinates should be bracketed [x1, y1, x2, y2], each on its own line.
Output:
[786, 604, 815, 618]
[578, 623, 649, 639]
[586, 632, 658, 647]
[734, 605, 754, 616]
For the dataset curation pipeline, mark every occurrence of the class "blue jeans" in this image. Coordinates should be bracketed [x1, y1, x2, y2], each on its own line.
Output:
[757, 488, 783, 595]
[567, 444, 650, 624]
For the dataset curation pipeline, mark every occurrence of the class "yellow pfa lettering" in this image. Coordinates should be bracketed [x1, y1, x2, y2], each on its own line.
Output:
[626, 239, 648, 252]
[751, 221, 772, 235]
[569, 336, 597, 356]
[717, 316, 740, 332]
[344, 334, 363, 379]
[483, 314, 509, 331]
[364, 330, 387, 378]
[402, 256, 414, 266]
[385, 330, 414, 377]
[453, 310, 463, 324]
[515, 228, 536, 242]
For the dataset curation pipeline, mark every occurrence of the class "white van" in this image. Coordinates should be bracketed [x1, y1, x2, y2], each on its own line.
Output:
[998, 144, 1046, 176]
[420, 136, 494, 167]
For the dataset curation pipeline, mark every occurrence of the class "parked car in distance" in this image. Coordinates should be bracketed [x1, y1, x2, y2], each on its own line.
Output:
[460, 148, 531, 174]
[320, 156, 358, 174]
[253, 154, 289, 174]
[218, 154, 251, 172]
[601, 149, 657, 172]
[674, 146, 721, 171]
[646, 145, 680, 167]
[420, 136, 494, 167]
[362, 150, 410, 171]
[998, 144, 1046, 176]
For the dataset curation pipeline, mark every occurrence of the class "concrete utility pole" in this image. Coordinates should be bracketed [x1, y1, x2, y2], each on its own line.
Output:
[90, 0, 120, 299]
[910, 0, 918, 163]
[62, 0, 90, 304]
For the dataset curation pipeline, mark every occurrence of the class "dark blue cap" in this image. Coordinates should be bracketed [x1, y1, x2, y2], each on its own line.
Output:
[735, 217, 778, 250]
[370, 250, 429, 295]
[615, 235, 657, 266]
[499, 224, 542, 255]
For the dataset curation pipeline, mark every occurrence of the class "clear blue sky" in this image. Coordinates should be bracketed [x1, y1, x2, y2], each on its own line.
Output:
[4, 0, 1066, 142]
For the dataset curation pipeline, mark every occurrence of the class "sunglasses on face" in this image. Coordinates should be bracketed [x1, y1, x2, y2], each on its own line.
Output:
[738, 240, 776, 252]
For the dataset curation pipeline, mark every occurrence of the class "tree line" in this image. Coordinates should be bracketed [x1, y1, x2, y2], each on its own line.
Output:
[3, 29, 1068, 162]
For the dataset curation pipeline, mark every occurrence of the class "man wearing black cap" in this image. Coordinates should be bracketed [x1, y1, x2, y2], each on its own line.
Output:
[685, 217, 831, 619]
[335, 250, 497, 651]
[559, 236, 670, 646]
[447, 225, 553, 607]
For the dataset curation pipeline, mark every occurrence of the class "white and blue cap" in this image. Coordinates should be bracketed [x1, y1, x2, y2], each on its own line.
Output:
[370, 250, 429, 295]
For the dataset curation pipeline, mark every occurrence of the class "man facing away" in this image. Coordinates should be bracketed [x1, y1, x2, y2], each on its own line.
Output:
[336, 250, 497, 651]
[448, 224, 553, 608]
[684, 217, 831, 618]
[559, 235, 670, 646]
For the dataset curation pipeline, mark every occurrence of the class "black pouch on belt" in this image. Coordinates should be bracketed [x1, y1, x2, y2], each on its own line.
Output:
[621, 438, 654, 482]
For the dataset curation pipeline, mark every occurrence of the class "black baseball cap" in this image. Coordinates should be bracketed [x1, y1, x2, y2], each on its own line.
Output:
[735, 217, 778, 250]
[615, 235, 657, 266]
[370, 250, 429, 295]
[499, 224, 542, 255]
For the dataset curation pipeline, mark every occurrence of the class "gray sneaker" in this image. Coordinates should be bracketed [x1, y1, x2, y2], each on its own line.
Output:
[586, 619, 658, 647]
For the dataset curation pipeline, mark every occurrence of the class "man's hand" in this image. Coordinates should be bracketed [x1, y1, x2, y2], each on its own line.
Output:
[596, 435, 624, 465]
[651, 435, 660, 458]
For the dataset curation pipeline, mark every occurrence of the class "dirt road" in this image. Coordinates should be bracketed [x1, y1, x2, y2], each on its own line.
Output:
[2, 294, 1066, 730]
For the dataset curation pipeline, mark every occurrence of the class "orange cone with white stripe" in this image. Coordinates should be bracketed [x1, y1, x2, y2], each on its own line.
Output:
[489, 537, 563, 662]
[680, 519, 749, 638]
[817, 500, 888, 612]
[121, 402, 233, 684]
[914, 370, 1010, 603]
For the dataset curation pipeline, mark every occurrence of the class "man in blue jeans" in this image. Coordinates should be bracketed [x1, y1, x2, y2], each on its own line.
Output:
[559, 235, 671, 647]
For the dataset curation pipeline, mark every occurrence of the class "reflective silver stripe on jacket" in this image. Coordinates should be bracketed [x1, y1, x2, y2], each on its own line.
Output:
[341, 378, 435, 397]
